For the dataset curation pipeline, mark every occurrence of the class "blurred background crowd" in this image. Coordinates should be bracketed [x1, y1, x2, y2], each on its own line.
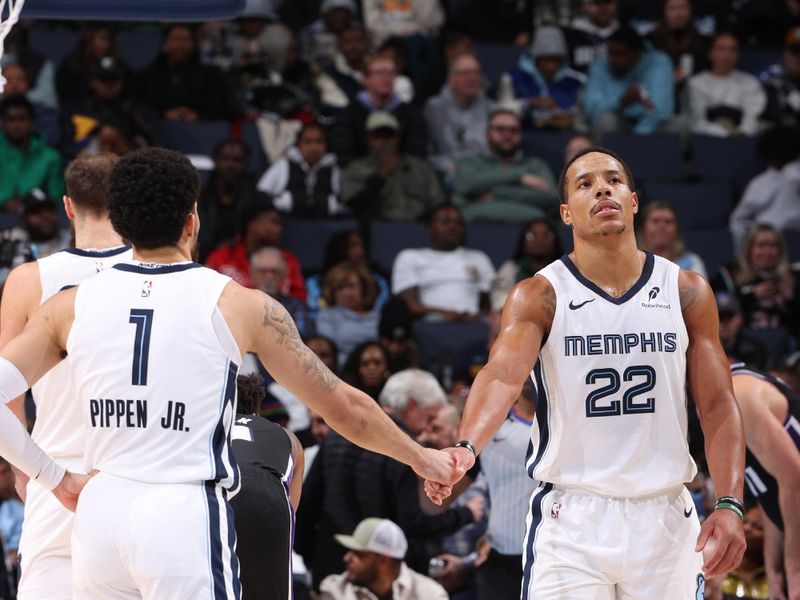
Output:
[0, 0, 799, 598]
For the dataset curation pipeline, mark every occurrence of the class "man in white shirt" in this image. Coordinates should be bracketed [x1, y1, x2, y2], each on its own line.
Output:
[392, 204, 495, 320]
[319, 518, 448, 600]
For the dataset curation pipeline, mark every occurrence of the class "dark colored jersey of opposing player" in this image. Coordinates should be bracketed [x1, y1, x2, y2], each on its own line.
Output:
[230, 414, 295, 600]
[732, 363, 800, 531]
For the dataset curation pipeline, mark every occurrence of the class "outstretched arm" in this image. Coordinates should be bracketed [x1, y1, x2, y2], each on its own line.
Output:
[681, 270, 746, 578]
[425, 276, 551, 504]
[733, 375, 800, 600]
[229, 286, 454, 485]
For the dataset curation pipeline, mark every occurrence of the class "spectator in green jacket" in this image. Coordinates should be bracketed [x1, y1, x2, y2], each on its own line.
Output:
[342, 111, 444, 221]
[0, 96, 65, 211]
[452, 109, 559, 223]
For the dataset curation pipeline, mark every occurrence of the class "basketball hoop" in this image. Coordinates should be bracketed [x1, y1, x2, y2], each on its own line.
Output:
[0, 0, 26, 93]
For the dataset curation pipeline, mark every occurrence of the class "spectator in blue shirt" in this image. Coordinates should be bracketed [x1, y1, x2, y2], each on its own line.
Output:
[506, 25, 586, 130]
[583, 25, 674, 136]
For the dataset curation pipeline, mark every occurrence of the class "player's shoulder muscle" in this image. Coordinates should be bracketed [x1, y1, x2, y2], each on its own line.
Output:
[503, 274, 556, 333]
[0, 261, 42, 345]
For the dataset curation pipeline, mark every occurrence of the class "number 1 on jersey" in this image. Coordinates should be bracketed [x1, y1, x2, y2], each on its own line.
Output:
[129, 309, 154, 386]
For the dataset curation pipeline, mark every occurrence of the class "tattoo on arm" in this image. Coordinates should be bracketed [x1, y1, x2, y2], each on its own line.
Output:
[679, 283, 699, 313]
[262, 296, 340, 393]
[540, 281, 556, 323]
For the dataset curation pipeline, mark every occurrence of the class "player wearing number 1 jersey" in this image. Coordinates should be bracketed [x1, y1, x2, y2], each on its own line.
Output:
[0, 154, 131, 600]
[0, 148, 455, 599]
[424, 147, 747, 599]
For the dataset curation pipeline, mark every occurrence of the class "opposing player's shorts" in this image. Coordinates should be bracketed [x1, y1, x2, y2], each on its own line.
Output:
[230, 465, 293, 600]
[72, 472, 241, 599]
[17, 457, 83, 600]
[521, 483, 704, 600]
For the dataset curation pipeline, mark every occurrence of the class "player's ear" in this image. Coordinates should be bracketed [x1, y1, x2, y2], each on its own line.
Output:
[631, 191, 639, 215]
[63, 195, 76, 221]
[560, 201, 572, 227]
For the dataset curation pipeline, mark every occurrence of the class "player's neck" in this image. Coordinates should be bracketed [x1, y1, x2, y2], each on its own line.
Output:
[132, 245, 193, 264]
[73, 217, 124, 251]
[570, 236, 645, 298]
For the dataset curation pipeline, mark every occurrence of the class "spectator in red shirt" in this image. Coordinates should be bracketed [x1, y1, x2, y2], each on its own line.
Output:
[205, 203, 307, 299]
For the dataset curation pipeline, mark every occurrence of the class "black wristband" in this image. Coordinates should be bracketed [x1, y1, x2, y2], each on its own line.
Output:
[715, 496, 744, 512]
[454, 440, 477, 457]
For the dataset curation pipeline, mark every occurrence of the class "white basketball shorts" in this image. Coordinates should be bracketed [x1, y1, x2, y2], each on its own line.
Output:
[71, 472, 241, 599]
[17, 457, 84, 600]
[521, 483, 705, 600]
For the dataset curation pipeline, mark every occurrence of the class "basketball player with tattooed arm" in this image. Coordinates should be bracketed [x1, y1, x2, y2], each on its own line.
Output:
[0, 148, 454, 599]
[425, 147, 747, 599]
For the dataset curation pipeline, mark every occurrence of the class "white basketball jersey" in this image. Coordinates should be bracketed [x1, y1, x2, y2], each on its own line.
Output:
[31, 246, 132, 459]
[67, 262, 241, 491]
[528, 253, 696, 497]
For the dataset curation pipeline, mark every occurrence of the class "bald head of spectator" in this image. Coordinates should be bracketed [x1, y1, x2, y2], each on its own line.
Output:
[250, 247, 287, 297]
[378, 369, 447, 437]
[447, 53, 482, 106]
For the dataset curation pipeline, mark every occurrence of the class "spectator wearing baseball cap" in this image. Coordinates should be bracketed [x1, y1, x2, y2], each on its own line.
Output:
[502, 25, 585, 130]
[341, 111, 444, 221]
[319, 518, 448, 600]
[760, 26, 800, 128]
[716, 291, 770, 369]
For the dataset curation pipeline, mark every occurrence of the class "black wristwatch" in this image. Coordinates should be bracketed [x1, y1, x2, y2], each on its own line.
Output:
[454, 440, 477, 457]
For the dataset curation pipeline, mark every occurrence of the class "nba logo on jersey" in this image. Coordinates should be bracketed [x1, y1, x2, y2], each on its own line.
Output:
[141, 281, 152, 297]
[96, 260, 105, 273]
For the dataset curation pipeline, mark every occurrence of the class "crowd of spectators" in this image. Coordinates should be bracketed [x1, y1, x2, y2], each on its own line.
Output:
[2, 0, 800, 598]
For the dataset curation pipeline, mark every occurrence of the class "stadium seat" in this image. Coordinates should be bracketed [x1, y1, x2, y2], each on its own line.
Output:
[152, 120, 268, 175]
[691, 135, 764, 184]
[643, 182, 734, 229]
[522, 131, 575, 177]
[473, 43, 520, 85]
[118, 31, 162, 70]
[784, 230, 800, 263]
[601, 133, 686, 181]
[738, 47, 781, 77]
[281, 218, 359, 273]
[681, 229, 734, 277]
[413, 320, 489, 379]
[466, 222, 523, 268]
[29, 27, 78, 68]
[369, 221, 428, 274]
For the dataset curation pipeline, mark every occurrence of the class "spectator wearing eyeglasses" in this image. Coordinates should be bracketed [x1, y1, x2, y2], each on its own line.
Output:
[452, 109, 559, 224]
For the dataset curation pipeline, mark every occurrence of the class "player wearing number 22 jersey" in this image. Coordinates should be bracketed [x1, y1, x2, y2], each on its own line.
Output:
[424, 147, 747, 600]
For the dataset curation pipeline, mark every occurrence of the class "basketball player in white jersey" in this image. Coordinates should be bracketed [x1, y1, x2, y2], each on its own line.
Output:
[425, 147, 747, 599]
[0, 148, 454, 599]
[0, 154, 131, 600]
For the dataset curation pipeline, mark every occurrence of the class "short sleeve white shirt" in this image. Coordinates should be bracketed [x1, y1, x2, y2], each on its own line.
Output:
[392, 247, 496, 315]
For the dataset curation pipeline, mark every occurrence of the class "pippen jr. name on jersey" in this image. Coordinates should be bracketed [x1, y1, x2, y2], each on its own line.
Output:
[564, 332, 678, 357]
[89, 399, 190, 432]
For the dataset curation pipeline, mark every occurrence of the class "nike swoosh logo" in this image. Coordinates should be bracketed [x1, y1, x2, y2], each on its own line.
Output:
[684, 506, 693, 518]
[568, 299, 595, 310]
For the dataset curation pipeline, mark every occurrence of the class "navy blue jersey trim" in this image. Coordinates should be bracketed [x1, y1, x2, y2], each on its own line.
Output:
[560, 252, 655, 305]
[521, 482, 553, 600]
[62, 245, 130, 258]
[529, 361, 550, 478]
[205, 483, 228, 600]
[113, 262, 202, 274]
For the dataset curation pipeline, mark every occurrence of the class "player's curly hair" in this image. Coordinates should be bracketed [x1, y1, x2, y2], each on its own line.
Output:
[237, 373, 266, 415]
[108, 148, 199, 249]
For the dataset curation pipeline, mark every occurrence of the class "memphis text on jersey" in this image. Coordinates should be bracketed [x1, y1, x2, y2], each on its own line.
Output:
[564, 332, 678, 356]
[89, 399, 190, 432]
